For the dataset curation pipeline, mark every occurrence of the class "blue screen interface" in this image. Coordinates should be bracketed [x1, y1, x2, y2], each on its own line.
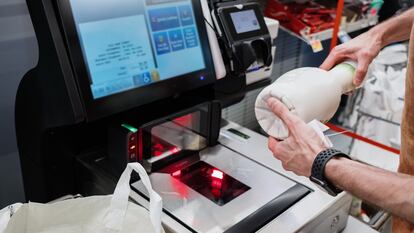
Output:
[68, 0, 206, 99]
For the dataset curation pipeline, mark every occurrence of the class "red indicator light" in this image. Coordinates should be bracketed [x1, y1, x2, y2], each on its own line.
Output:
[129, 153, 136, 160]
[129, 135, 136, 142]
[172, 170, 181, 177]
[211, 169, 224, 180]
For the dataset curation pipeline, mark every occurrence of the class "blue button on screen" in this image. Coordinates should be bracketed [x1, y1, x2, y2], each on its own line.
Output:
[153, 32, 171, 55]
[183, 27, 198, 48]
[168, 29, 185, 51]
[179, 5, 194, 26]
[133, 72, 152, 86]
[148, 7, 180, 32]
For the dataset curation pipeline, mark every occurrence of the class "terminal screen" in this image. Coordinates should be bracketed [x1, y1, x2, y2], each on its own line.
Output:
[68, 0, 206, 99]
[230, 9, 260, 34]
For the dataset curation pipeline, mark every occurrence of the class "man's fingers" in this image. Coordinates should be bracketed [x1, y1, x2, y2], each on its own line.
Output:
[320, 47, 343, 70]
[320, 54, 337, 70]
[268, 137, 283, 160]
[268, 136, 279, 151]
[354, 58, 370, 86]
[266, 97, 299, 129]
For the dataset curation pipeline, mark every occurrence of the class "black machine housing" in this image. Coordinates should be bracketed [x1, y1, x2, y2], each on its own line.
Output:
[108, 101, 222, 174]
[16, 0, 218, 202]
[14, 2, 313, 232]
[15, 0, 274, 203]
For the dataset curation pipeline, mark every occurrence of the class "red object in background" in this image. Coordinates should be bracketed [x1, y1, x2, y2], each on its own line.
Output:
[330, 0, 345, 51]
[326, 123, 400, 155]
[265, 0, 335, 36]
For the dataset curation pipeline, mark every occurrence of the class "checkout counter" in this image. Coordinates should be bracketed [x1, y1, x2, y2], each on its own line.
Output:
[15, 0, 352, 232]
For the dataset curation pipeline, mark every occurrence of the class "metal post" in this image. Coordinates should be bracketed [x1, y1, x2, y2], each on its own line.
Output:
[330, 0, 345, 51]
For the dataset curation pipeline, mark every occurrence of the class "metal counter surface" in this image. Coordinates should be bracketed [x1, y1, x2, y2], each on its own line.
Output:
[130, 121, 352, 233]
[219, 122, 351, 233]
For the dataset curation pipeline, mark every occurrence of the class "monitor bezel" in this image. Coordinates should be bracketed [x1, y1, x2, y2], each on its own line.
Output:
[56, 0, 216, 121]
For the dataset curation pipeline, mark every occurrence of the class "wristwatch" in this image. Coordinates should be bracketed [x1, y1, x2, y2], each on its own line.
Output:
[310, 148, 350, 196]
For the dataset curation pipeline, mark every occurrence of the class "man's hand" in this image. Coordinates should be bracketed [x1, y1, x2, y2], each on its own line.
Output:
[267, 98, 327, 177]
[320, 31, 383, 86]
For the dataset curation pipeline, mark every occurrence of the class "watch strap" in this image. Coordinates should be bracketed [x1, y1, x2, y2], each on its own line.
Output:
[310, 148, 350, 196]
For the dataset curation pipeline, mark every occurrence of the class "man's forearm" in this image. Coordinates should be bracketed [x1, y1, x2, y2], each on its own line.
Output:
[326, 157, 414, 223]
[370, 7, 414, 47]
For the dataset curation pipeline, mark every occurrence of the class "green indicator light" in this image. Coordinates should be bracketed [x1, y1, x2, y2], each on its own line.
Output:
[121, 124, 138, 133]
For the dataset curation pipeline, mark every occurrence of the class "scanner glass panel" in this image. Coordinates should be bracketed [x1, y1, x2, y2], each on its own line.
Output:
[68, 0, 206, 99]
[172, 161, 250, 206]
[144, 111, 208, 163]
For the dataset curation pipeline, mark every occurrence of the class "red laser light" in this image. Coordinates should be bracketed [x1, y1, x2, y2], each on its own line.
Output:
[173, 114, 193, 128]
[211, 179, 223, 189]
[211, 169, 223, 180]
[172, 170, 181, 177]
[171, 147, 180, 154]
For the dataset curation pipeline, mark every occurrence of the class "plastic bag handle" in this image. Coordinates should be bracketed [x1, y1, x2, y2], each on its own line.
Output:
[0, 203, 22, 233]
[104, 163, 162, 233]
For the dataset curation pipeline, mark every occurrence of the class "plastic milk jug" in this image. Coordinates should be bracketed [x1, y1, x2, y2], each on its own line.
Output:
[255, 61, 357, 139]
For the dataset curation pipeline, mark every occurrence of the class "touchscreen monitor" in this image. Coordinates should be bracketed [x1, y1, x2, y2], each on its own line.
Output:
[68, 0, 207, 99]
[57, 0, 214, 119]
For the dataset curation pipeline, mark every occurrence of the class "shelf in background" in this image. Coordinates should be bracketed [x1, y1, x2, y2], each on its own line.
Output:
[279, 16, 378, 44]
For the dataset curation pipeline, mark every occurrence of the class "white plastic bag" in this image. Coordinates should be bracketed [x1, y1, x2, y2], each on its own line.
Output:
[1, 163, 163, 233]
[0, 204, 22, 233]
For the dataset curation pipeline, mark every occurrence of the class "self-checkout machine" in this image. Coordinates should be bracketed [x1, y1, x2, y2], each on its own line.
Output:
[16, 0, 351, 232]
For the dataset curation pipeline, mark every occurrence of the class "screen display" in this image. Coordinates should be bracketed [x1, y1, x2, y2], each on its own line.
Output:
[230, 9, 260, 34]
[68, 0, 206, 99]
